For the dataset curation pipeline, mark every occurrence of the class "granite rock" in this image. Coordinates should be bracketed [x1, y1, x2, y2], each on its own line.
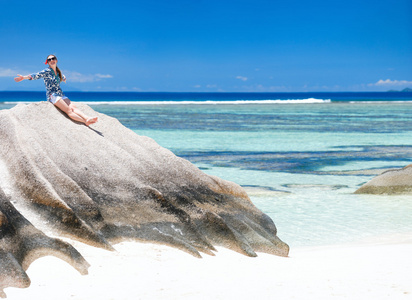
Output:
[0, 102, 288, 297]
[355, 164, 412, 195]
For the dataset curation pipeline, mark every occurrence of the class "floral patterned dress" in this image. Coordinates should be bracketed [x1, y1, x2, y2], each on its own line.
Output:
[29, 68, 66, 101]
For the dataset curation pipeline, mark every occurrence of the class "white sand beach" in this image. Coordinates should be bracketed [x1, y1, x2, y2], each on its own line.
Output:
[5, 234, 412, 300]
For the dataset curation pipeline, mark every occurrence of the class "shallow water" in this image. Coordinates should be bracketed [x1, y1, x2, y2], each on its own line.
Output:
[90, 102, 412, 247]
[2, 96, 412, 247]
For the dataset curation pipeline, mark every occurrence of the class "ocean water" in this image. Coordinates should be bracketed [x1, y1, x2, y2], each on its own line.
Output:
[1, 91, 412, 248]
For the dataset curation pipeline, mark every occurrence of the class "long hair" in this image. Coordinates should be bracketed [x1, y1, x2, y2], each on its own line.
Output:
[46, 54, 62, 81]
[56, 66, 63, 81]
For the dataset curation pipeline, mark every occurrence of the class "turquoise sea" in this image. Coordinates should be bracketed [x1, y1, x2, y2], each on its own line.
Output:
[1, 91, 412, 248]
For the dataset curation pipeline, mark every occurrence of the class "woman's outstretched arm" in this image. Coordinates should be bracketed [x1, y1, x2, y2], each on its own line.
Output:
[15, 69, 49, 82]
[14, 74, 32, 82]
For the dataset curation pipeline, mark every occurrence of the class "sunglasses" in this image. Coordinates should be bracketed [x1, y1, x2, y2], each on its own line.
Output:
[47, 57, 57, 62]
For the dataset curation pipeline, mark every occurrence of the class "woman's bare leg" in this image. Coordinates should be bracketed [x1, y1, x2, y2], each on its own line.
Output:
[54, 98, 87, 124]
[54, 98, 98, 126]
[69, 102, 98, 125]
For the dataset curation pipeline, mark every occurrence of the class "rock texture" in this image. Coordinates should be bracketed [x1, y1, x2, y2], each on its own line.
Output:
[0, 102, 288, 297]
[355, 164, 412, 195]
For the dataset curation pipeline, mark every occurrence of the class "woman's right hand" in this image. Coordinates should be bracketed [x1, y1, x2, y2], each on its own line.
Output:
[14, 75, 24, 82]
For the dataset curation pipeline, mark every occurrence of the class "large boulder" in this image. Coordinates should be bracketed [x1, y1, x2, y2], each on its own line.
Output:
[0, 102, 288, 296]
[355, 164, 412, 195]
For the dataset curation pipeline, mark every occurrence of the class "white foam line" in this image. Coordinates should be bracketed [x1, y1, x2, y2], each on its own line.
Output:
[77, 98, 332, 105]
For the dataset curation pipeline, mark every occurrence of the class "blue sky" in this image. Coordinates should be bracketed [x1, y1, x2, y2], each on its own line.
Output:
[1, 0, 411, 92]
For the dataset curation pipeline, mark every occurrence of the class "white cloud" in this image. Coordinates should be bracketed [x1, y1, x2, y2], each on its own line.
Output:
[0, 67, 113, 82]
[95, 74, 113, 79]
[235, 84, 290, 92]
[65, 71, 113, 83]
[369, 79, 412, 87]
[236, 76, 248, 81]
[0, 68, 19, 77]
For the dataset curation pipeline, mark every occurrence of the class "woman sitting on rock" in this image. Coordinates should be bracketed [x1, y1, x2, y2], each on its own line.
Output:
[14, 54, 98, 126]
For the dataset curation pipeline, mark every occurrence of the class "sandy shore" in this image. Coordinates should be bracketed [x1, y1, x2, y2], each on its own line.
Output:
[5, 235, 412, 300]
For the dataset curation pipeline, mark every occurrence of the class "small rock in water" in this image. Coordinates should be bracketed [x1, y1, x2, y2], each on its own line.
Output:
[355, 164, 412, 195]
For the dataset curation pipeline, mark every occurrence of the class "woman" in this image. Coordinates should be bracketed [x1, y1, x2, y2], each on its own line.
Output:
[14, 55, 98, 126]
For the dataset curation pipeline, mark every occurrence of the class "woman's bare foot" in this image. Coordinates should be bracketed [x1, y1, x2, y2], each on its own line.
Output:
[86, 117, 98, 126]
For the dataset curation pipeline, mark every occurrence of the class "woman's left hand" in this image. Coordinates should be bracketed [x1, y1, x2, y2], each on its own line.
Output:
[14, 75, 24, 82]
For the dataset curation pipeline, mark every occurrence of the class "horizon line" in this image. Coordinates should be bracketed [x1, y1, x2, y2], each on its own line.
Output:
[1, 90, 411, 93]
